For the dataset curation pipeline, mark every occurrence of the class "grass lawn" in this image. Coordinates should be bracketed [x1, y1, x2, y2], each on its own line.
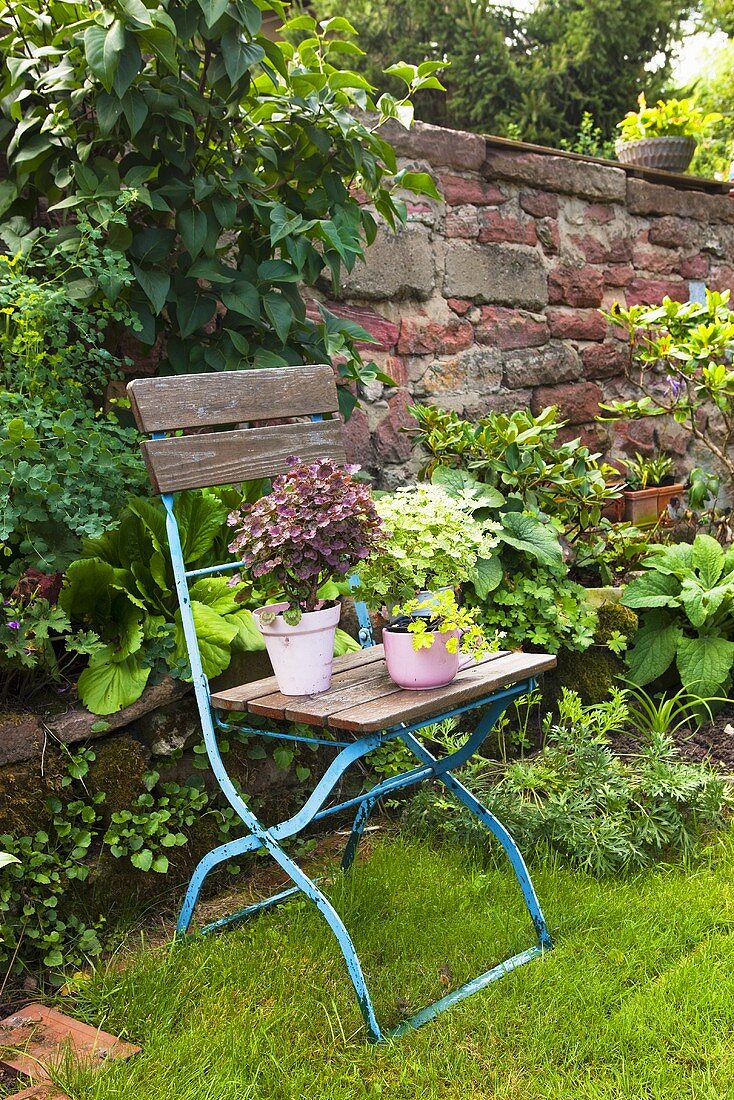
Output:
[52, 829, 734, 1100]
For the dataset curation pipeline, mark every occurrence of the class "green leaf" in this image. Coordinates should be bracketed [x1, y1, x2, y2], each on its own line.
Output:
[0, 180, 17, 218]
[176, 291, 216, 338]
[334, 628, 361, 656]
[0, 852, 20, 869]
[676, 635, 734, 698]
[174, 602, 238, 678]
[625, 611, 680, 686]
[470, 555, 503, 599]
[691, 533, 724, 588]
[151, 855, 170, 873]
[176, 489, 227, 561]
[222, 283, 260, 321]
[499, 512, 563, 568]
[119, 0, 153, 25]
[431, 466, 505, 509]
[84, 21, 127, 92]
[133, 264, 170, 315]
[130, 848, 153, 871]
[263, 292, 293, 343]
[622, 570, 680, 609]
[394, 170, 442, 201]
[229, 608, 266, 652]
[176, 207, 208, 259]
[197, 0, 230, 27]
[77, 654, 151, 715]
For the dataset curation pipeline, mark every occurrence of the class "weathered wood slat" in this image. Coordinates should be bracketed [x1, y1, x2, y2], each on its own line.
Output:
[141, 419, 346, 493]
[249, 664, 396, 722]
[328, 652, 556, 733]
[127, 366, 339, 432]
[210, 645, 385, 712]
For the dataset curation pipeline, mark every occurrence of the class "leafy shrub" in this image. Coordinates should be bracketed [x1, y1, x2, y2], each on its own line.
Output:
[356, 483, 498, 608]
[623, 533, 734, 700]
[0, 0, 441, 412]
[404, 689, 731, 875]
[0, 393, 147, 575]
[475, 563, 597, 654]
[601, 290, 734, 497]
[0, 203, 139, 402]
[60, 490, 265, 714]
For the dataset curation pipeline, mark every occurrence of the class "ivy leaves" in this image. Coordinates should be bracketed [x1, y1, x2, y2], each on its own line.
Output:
[0, 0, 444, 412]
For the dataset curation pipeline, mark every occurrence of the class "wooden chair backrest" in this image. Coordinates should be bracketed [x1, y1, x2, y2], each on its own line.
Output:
[127, 365, 346, 493]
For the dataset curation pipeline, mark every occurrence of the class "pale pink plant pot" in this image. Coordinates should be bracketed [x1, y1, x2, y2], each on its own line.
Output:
[383, 627, 474, 690]
[253, 602, 341, 696]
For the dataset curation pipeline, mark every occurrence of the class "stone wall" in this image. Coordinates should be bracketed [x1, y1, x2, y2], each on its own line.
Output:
[319, 123, 734, 486]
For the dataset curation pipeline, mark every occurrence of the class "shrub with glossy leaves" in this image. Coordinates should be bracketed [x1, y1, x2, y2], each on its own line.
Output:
[228, 457, 385, 614]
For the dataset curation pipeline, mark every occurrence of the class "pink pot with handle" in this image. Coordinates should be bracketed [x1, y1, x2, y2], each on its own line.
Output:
[253, 602, 341, 696]
[383, 627, 475, 690]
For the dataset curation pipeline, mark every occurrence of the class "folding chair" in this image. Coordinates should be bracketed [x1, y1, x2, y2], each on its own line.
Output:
[127, 365, 555, 1042]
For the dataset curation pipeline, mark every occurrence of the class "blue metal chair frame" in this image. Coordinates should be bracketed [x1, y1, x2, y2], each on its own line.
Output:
[158, 470, 553, 1041]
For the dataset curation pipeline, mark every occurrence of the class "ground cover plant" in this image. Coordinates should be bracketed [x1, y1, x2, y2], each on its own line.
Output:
[37, 830, 734, 1100]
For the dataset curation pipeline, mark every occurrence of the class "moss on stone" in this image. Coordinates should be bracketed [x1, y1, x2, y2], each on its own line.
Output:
[0, 751, 66, 835]
[87, 735, 150, 820]
[594, 601, 638, 647]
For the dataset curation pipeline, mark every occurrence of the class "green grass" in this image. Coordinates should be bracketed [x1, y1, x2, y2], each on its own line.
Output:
[50, 830, 734, 1100]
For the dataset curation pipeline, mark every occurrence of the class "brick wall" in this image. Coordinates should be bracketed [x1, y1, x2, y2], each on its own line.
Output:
[319, 122, 734, 486]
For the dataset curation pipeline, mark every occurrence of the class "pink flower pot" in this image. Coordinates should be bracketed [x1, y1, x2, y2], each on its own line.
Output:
[383, 627, 474, 690]
[253, 602, 341, 696]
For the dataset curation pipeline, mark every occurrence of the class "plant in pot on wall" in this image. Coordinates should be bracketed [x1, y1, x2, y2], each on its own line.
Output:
[354, 483, 499, 615]
[383, 590, 498, 690]
[622, 451, 686, 527]
[615, 93, 722, 173]
[227, 457, 385, 696]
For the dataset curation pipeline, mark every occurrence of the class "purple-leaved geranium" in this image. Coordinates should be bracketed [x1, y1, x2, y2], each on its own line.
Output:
[227, 457, 386, 613]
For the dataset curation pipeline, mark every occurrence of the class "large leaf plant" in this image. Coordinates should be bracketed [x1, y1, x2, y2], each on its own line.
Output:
[623, 533, 734, 701]
[0, 0, 442, 413]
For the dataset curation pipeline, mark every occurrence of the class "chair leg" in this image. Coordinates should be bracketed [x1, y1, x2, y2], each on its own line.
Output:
[341, 794, 380, 872]
[400, 731, 553, 950]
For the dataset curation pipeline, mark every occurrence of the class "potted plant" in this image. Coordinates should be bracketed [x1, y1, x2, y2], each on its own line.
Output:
[621, 451, 686, 526]
[615, 93, 722, 172]
[227, 457, 385, 696]
[383, 590, 498, 690]
[354, 484, 498, 613]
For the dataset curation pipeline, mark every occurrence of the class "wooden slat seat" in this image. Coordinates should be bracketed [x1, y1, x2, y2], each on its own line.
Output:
[211, 649, 556, 734]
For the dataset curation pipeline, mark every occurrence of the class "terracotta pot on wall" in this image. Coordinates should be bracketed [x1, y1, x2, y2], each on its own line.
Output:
[622, 482, 686, 526]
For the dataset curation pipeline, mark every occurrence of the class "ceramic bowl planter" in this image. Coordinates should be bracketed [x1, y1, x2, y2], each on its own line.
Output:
[253, 601, 341, 696]
[622, 482, 686, 526]
[383, 625, 474, 690]
[615, 135, 696, 173]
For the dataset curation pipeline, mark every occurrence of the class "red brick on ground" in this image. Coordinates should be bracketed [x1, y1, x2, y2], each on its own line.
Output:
[0, 1004, 139, 1081]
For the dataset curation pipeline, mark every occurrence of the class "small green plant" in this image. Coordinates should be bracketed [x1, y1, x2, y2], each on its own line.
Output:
[0, 394, 147, 575]
[600, 290, 734, 497]
[356, 483, 498, 609]
[104, 771, 209, 875]
[623, 533, 734, 700]
[559, 111, 614, 158]
[624, 451, 675, 491]
[570, 520, 652, 586]
[405, 689, 731, 875]
[622, 683, 721, 738]
[617, 93, 722, 142]
[389, 589, 497, 660]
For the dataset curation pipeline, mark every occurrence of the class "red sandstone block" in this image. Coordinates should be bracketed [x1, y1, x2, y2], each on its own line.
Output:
[397, 316, 473, 356]
[571, 234, 608, 264]
[649, 216, 700, 251]
[476, 306, 549, 350]
[478, 209, 537, 246]
[439, 174, 507, 207]
[519, 189, 560, 218]
[632, 246, 677, 274]
[548, 265, 605, 308]
[585, 203, 616, 225]
[605, 264, 635, 288]
[447, 298, 472, 316]
[547, 308, 607, 342]
[709, 264, 734, 294]
[679, 253, 709, 279]
[581, 341, 630, 378]
[374, 389, 415, 463]
[531, 381, 603, 424]
[625, 278, 687, 306]
[343, 406, 374, 468]
[445, 209, 479, 239]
